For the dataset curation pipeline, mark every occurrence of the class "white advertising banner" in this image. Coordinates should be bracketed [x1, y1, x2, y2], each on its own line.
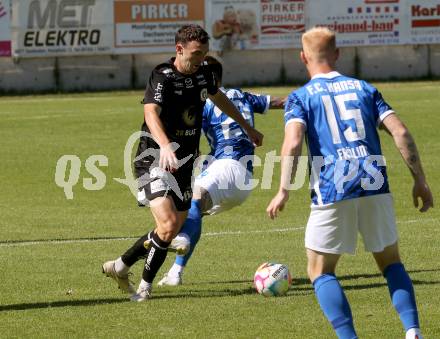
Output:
[114, 0, 205, 54]
[259, 0, 304, 49]
[0, 0, 11, 56]
[306, 0, 405, 46]
[406, 1, 440, 44]
[6, 0, 440, 58]
[11, 0, 113, 57]
[205, 0, 304, 52]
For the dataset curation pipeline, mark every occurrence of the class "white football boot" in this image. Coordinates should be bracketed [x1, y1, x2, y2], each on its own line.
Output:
[130, 285, 152, 302]
[406, 328, 423, 339]
[157, 272, 183, 287]
[102, 260, 136, 294]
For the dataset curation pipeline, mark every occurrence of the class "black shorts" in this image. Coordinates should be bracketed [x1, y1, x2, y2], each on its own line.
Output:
[135, 161, 193, 211]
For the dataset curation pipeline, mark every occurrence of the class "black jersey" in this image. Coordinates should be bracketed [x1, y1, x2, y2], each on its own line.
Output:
[136, 58, 218, 168]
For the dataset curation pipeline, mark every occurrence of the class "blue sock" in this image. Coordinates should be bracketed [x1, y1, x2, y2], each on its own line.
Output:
[313, 274, 358, 339]
[384, 263, 419, 331]
[175, 200, 202, 267]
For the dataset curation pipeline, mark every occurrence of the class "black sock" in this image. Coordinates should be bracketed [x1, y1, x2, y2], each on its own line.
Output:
[142, 232, 171, 283]
[121, 231, 153, 267]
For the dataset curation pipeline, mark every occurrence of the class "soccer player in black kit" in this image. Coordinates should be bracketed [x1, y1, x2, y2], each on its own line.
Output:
[102, 24, 263, 301]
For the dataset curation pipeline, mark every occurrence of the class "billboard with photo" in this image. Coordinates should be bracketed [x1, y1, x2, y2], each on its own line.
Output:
[205, 0, 304, 53]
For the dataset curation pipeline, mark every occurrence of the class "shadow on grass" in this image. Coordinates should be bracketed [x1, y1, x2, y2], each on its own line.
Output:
[0, 297, 128, 312]
[0, 287, 258, 312]
[186, 277, 310, 287]
[338, 267, 440, 281]
[331, 268, 440, 291]
[2, 268, 438, 312]
[190, 268, 440, 288]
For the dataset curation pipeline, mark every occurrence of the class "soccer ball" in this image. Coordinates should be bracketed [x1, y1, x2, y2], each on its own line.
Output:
[254, 262, 292, 297]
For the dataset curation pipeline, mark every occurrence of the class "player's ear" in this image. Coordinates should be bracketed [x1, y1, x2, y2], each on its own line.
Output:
[176, 43, 184, 55]
[335, 48, 340, 61]
[300, 50, 307, 65]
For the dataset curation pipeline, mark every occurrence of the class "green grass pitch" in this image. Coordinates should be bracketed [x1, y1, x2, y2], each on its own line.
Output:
[0, 82, 439, 338]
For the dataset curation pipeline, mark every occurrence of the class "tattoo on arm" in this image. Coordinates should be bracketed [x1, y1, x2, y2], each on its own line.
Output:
[409, 155, 418, 164]
[401, 135, 424, 179]
[407, 142, 418, 164]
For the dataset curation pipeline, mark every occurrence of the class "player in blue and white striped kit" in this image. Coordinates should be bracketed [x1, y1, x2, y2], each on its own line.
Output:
[156, 56, 286, 286]
[267, 27, 433, 339]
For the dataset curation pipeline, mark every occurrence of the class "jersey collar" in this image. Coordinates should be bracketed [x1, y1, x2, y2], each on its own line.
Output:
[311, 71, 342, 80]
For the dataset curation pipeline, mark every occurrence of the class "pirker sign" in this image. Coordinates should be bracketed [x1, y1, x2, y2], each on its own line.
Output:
[12, 0, 113, 57]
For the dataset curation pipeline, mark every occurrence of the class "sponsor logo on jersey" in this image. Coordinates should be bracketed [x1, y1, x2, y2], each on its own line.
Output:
[154, 83, 163, 102]
[198, 80, 207, 86]
[200, 88, 208, 101]
[196, 74, 204, 79]
[173, 81, 183, 88]
[176, 129, 197, 137]
[183, 106, 197, 126]
[185, 78, 194, 88]
[162, 68, 176, 79]
[174, 90, 183, 95]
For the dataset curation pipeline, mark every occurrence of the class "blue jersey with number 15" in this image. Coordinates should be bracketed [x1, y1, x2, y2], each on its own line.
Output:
[203, 87, 270, 172]
[284, 72, 394, 205]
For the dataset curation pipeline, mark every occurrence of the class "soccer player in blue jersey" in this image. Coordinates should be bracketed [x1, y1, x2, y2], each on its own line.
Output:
[267, 27, 433, 339]
[156, 56, 286, 286]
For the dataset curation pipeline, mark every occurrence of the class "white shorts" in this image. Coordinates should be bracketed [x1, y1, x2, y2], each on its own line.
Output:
[305, 193, 398, 254]
[195, 158, 252, 215]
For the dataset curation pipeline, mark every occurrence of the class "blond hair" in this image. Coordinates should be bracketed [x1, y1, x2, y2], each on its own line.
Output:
[302, 26, 336, 63]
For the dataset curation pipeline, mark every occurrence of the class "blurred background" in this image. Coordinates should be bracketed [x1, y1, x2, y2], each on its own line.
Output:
[1, 0, 439, 93]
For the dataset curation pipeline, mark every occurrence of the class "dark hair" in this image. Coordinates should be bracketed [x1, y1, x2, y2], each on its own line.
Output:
[204, 55, 223, 83]
[175, 24, 210, 45]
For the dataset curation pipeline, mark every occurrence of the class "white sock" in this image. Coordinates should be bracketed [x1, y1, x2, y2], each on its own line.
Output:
[168, 263, 184, 277]
[406, 328, 423, 339]
[114, 257, 130, 275]
[139, 279, 152, 292]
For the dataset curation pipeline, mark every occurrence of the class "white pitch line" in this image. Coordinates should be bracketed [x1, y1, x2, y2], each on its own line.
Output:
[0, 237, 134, 248]
[0, 227, 305, 248]
[203, 227, 305, 237]
[0, 217, 435, 248]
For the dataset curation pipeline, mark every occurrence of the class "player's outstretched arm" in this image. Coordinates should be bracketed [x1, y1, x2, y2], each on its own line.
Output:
[269, 96, 287, 109]
[382, 113, 433, 212]
[209, 91, 264, 146]
[144, 103, 178, 171]
[267, 122, 305, 219]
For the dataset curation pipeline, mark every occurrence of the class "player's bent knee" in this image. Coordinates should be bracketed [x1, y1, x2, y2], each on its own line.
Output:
[156, 218, 181, 241]
[156, 228, 178, 242]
